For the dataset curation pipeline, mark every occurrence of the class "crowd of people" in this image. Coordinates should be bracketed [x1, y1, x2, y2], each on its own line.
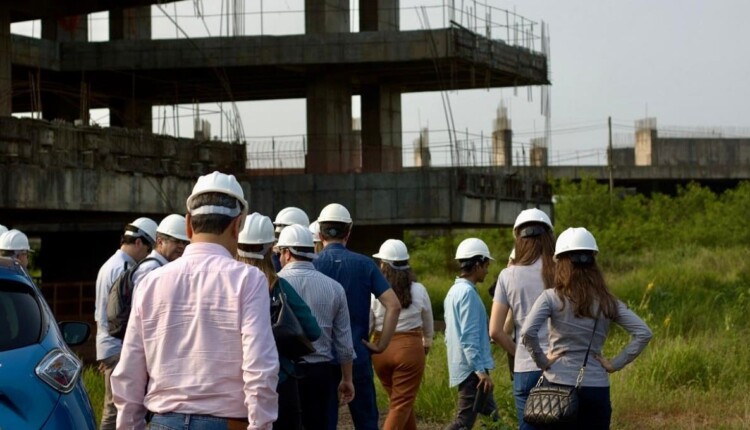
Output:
[2, 170, 653, 430]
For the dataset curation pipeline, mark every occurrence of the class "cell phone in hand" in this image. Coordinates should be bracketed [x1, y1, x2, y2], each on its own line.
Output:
[472, 385, 489, 413]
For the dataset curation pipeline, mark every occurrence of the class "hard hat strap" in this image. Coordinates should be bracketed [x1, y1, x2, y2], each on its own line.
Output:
[385, 261, 411, 271]
[190, 201, 242, 217]
[287, 247, 318, 260]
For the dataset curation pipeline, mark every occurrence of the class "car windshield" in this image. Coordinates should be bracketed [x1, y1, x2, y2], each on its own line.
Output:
[0, 281, 43, 352]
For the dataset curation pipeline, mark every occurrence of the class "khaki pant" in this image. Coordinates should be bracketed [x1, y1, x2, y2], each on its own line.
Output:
[372, 330, 426, 430]
[98, 354, 120, 430]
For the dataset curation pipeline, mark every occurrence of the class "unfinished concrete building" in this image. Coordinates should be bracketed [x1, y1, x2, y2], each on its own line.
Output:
[1, 2, 550, 336]
[607, 118, 750, 167]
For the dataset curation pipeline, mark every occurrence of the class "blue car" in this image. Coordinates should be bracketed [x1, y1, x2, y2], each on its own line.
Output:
[0, 257, 96, 429]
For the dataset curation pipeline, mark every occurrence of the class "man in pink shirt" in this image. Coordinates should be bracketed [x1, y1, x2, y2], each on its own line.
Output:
[111, 171, 279, 430]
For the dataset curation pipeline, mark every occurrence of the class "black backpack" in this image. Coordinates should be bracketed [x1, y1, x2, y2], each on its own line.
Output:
[106, 257, 163, 339]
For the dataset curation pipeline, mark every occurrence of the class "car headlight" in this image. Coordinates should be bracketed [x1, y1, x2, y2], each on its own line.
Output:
[35, 349, 82, 394]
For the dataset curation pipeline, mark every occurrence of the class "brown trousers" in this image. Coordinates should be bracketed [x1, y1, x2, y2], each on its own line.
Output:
[372, 330, 426, 430]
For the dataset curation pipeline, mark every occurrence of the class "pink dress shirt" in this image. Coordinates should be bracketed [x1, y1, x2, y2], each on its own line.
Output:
[111, 242, 279, 430]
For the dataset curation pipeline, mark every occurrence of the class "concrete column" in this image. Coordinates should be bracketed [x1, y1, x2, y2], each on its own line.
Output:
[109, 7, 152, 131]
[0, 7, 11, 116]
[41, 15, 88, 121]
[361, 84, 402, 172]
[110, 7, 151, 40]
[360, 0, 399, 32]
[305, 75, 354, 173]
[305, 0, 350, 34]
[110, 96, 152, 131]
[42, 15, 88, 42]
[492, 129, 512, 166]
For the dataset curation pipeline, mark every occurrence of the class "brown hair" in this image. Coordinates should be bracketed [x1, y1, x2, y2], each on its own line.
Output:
[237, 243, 277, 290]
[553, 255, 619, 319]
[380, 261, 413, 309]
[513, 223, 556, 290]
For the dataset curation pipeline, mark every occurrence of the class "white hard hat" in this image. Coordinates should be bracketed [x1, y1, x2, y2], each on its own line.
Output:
[274, 207, 310, 233]
[554, 227, 599, 256]
[318, 203, 352, 224]
[186, 171, 248, 217]
[0, 229, 31, 251]
[0, 224, 8, 236]
[309, 221, 321, 243]
[239, 213, 275, 245]
[373, 239, 410, 262]
[276, 224, 315, 248]
[513, 208, 553, 231]
[455, 238, 494, 260]
[125, 217, 158, 245]
[157, 214, 189, 242]
[276, 224, 318, 260]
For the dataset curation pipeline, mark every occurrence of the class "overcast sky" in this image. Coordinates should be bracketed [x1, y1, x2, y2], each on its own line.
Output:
[12, 0, 750, 167]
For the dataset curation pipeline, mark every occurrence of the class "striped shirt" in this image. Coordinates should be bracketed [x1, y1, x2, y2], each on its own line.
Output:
[278, 261, 355, 364]
[111, 242, 279, 429]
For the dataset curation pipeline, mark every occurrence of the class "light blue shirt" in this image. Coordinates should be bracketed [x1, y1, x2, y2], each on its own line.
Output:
[444, 277, 495, 387]
[94, 249, 135, 360]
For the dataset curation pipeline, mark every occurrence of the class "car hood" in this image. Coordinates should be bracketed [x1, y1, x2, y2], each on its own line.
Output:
[0, 343, 61, 429]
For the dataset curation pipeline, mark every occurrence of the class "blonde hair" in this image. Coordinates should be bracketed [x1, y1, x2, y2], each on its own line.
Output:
[237, 244, 277, 290]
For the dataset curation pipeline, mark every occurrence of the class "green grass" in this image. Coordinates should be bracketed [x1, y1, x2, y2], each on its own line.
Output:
[83, 245, 750, 429]
[83, 366, 104, 426]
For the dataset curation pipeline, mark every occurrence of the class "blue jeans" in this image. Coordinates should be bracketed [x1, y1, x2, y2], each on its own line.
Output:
[149, 413, 240, 430]
[575, 386, 612, 429]
[327, 358, 379, 430]
[536, 384, 612, 430]
[513, 370, 542, 430]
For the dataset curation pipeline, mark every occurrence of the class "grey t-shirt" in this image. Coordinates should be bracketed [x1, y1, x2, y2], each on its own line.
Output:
[521, 289, 652, 387]
[493, 259, 550, 372]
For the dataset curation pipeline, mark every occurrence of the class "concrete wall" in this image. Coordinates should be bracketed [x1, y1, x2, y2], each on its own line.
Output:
[0, 117, 245, 178]
[609, 147, 635, 166]
[249, 169, 550, 227]
[652, 137, 750, 166]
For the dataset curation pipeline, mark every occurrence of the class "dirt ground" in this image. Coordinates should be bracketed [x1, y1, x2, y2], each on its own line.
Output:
[336, 406, 445, 430]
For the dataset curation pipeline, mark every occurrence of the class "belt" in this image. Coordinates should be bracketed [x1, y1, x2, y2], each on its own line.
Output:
[150, 412, 248, 430]
[227, 417, 249, 430]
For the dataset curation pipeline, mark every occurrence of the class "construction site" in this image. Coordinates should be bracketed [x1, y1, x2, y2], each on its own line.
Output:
[0, 0, 553, 350]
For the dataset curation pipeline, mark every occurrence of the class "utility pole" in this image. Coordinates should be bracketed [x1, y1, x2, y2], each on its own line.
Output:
[608, 116, 614, 196]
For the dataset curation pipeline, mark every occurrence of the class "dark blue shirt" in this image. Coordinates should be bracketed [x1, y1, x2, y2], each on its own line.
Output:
[313, 243, 390, 363]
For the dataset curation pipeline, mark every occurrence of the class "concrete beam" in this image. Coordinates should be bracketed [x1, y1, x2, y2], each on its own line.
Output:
[7, 0, 160, 23]
[249, 168, 551, 226]
[0, 165, 198, 214]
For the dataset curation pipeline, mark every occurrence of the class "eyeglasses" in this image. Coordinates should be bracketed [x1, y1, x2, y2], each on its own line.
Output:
[165, 237, 190, 247]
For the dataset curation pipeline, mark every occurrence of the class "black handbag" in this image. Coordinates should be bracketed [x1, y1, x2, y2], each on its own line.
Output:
[523, 316, 599, 426]
[271, 280, 315, 360]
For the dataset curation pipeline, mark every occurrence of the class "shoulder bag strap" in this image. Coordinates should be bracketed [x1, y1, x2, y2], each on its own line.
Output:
[575, 312, 601, 389]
